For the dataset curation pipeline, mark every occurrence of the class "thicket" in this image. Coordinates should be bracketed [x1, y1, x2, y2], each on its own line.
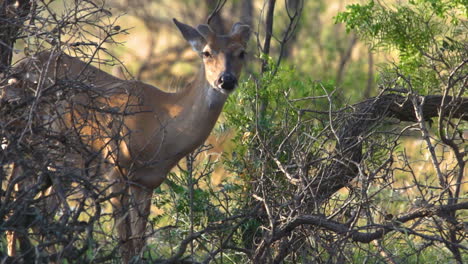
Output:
[0, 0, 466, 263]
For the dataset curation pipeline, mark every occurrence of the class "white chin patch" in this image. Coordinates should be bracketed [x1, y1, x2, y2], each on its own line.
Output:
[218, 86, 229, 94]
[211, 83, 230, 95]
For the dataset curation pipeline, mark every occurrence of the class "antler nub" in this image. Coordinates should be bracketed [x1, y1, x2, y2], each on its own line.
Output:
[197, 24, 215, 41]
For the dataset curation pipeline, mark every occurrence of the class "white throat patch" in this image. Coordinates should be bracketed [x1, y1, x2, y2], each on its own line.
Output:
[206, 85, 228, 110]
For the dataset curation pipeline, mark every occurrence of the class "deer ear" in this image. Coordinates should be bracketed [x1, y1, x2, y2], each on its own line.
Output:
[231, 22, 251, 44]
[173, 18, 206, 53]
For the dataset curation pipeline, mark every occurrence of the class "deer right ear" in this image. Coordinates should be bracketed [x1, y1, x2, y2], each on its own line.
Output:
[173, 18, 206, 53]
[231, 22, 251, 44]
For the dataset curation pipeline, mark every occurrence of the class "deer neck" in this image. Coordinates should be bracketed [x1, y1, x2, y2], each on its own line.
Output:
[165, 65, 228, 142]
[182, 66, 227, 110]
[178, 65, 227, 119]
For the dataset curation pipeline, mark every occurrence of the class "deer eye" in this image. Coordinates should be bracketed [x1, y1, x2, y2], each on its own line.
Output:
[202, 51, 211, 58]
[239, 50, 246, 59]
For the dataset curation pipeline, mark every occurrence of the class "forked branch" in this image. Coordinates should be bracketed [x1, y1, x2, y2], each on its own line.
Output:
[273, 201, 468, 245]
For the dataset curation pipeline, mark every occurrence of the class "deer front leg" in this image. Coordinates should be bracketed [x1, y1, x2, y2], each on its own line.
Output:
[129, 185, 152, 259]
[5, 164, 21, 258]
[108, 168, 134, 263]
[6, 230, 17, 257]
[5, 164, 34, 261]
[109, 166, 159, 263]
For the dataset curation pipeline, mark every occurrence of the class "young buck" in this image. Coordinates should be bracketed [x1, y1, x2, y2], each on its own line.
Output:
[3, 19, 250, 262]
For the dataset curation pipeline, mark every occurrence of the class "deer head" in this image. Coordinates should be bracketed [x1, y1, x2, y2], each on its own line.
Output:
[173, 19, 251, 94]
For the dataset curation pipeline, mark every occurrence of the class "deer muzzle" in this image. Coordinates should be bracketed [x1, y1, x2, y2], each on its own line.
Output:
[216, 72, 238, 91]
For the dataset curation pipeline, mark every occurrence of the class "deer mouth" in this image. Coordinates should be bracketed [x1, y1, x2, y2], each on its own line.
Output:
[213, 83, 237, 95]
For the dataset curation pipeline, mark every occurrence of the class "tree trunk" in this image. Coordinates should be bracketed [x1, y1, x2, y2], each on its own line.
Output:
[281, 0, 301, 60]
[335, 34, 357, 87]
[0, 0, 31, 74]
[240, 0, 253, 28]
[363, 48, 374, 98]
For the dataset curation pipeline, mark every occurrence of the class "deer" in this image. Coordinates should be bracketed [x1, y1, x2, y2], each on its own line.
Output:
[2, 18, 250, 262]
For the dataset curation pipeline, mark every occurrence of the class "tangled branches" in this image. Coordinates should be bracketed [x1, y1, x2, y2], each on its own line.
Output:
[247, 92, 467, 263]
[0, 1, 128, 262]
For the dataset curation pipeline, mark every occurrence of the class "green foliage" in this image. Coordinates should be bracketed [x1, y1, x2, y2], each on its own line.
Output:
[149, 149, 249, 262]
[336, 0, 467, 94]
[336, 0, 466, 54]
[226, 56, 334, 129]
[224, 59, 334, 187]
[154, 163, 237, 224]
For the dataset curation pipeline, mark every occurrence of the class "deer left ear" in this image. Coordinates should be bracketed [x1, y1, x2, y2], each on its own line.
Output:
[231, 23, 251, 44]
[173, 18, 206, 53]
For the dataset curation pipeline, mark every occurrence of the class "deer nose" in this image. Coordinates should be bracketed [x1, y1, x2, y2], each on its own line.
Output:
[216, 72, 237, 91]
